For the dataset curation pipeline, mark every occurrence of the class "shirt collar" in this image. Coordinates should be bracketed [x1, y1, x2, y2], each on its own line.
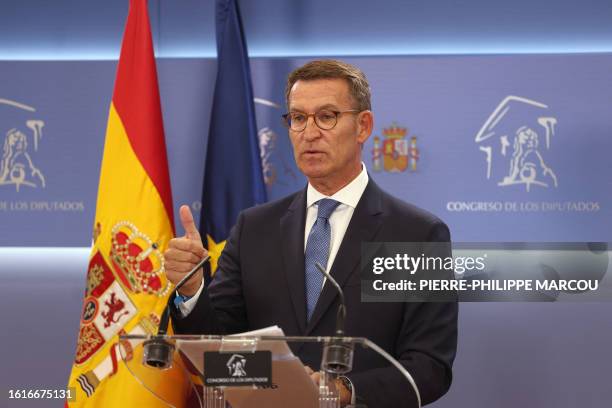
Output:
[306, 163, 369, 209]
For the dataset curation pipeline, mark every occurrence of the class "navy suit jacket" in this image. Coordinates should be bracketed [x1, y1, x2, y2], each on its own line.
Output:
[172, 179, 458, 407]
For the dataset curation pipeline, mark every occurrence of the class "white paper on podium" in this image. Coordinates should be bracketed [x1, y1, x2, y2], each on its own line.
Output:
[176, 326, 319, 408]
[176, 325, 288, 373]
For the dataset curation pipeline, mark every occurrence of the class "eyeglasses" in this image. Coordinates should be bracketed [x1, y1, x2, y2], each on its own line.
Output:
[281, 109, 360, 131]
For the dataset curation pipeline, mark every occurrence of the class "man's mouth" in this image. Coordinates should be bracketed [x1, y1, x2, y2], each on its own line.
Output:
[303, 150, 325, 156]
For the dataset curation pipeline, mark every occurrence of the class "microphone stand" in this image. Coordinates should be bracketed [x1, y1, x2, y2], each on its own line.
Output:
[143, 255, 210, 368]
[315, 263, 353, 375]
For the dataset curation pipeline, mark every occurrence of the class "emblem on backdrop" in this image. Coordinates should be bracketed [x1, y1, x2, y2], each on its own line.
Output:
[0, 98, 46, 191]
[475, 95, 558, 192]
[372, 123, 419, 173]
[254, 97, 298, 188]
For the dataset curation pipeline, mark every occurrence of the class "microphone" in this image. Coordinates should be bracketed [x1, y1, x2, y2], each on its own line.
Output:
[315, 262, 353, 375]
[143, 255, 210, 368]
[315, 262, 346, 336]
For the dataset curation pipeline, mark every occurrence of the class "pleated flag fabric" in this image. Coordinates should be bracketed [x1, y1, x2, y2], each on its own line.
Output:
[66, 1, 190, 406]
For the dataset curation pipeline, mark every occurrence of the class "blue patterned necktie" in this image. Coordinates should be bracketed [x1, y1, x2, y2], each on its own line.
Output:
[305, 198, 341, 321]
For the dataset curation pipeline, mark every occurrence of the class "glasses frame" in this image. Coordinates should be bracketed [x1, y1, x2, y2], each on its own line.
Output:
[281, 109, 361, 131]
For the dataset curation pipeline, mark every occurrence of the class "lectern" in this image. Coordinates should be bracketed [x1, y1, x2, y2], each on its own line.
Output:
[120, 332, 420, 408]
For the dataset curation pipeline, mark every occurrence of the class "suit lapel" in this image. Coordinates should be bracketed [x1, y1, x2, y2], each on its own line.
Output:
[305, 179, 384, 335]
[280, 188, 308, 334]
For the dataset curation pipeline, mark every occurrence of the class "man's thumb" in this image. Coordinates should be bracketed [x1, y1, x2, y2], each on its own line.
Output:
[179, 205, 201, 240]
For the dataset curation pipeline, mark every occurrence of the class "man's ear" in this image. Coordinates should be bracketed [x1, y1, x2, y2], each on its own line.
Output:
[357, 110, 374, 144]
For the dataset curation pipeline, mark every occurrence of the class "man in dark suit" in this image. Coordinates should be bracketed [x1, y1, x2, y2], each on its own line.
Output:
[164, 60, 457, 407]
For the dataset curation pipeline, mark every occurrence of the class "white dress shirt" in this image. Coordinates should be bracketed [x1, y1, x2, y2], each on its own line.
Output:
[304, 164, 369, 284]
[178, 165, 369, 319]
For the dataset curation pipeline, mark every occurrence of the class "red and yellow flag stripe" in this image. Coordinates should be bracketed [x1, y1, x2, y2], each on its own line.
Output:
[67, 1, 188, 406]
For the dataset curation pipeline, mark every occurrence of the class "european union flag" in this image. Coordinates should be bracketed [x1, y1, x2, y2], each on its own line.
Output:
[200, 0, 267, 277]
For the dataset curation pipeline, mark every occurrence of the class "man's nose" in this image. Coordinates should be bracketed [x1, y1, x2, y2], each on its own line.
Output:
[303, 116, 321, 141]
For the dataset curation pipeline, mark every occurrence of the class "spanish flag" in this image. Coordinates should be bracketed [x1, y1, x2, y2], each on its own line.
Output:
[66, 0, 189, 406]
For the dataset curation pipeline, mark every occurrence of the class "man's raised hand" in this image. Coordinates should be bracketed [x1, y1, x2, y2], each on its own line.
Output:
[164, 205, 207, 296]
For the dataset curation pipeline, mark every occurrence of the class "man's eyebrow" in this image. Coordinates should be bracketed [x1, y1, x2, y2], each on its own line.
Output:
[318, 103, 340, 110]
[289, 103, 340, 112]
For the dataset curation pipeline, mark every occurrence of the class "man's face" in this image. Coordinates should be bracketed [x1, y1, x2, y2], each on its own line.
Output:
[287, 78, 372, 187]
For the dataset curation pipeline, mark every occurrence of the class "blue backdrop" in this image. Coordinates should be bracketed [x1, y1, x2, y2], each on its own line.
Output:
[1, 54, 610, 245]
